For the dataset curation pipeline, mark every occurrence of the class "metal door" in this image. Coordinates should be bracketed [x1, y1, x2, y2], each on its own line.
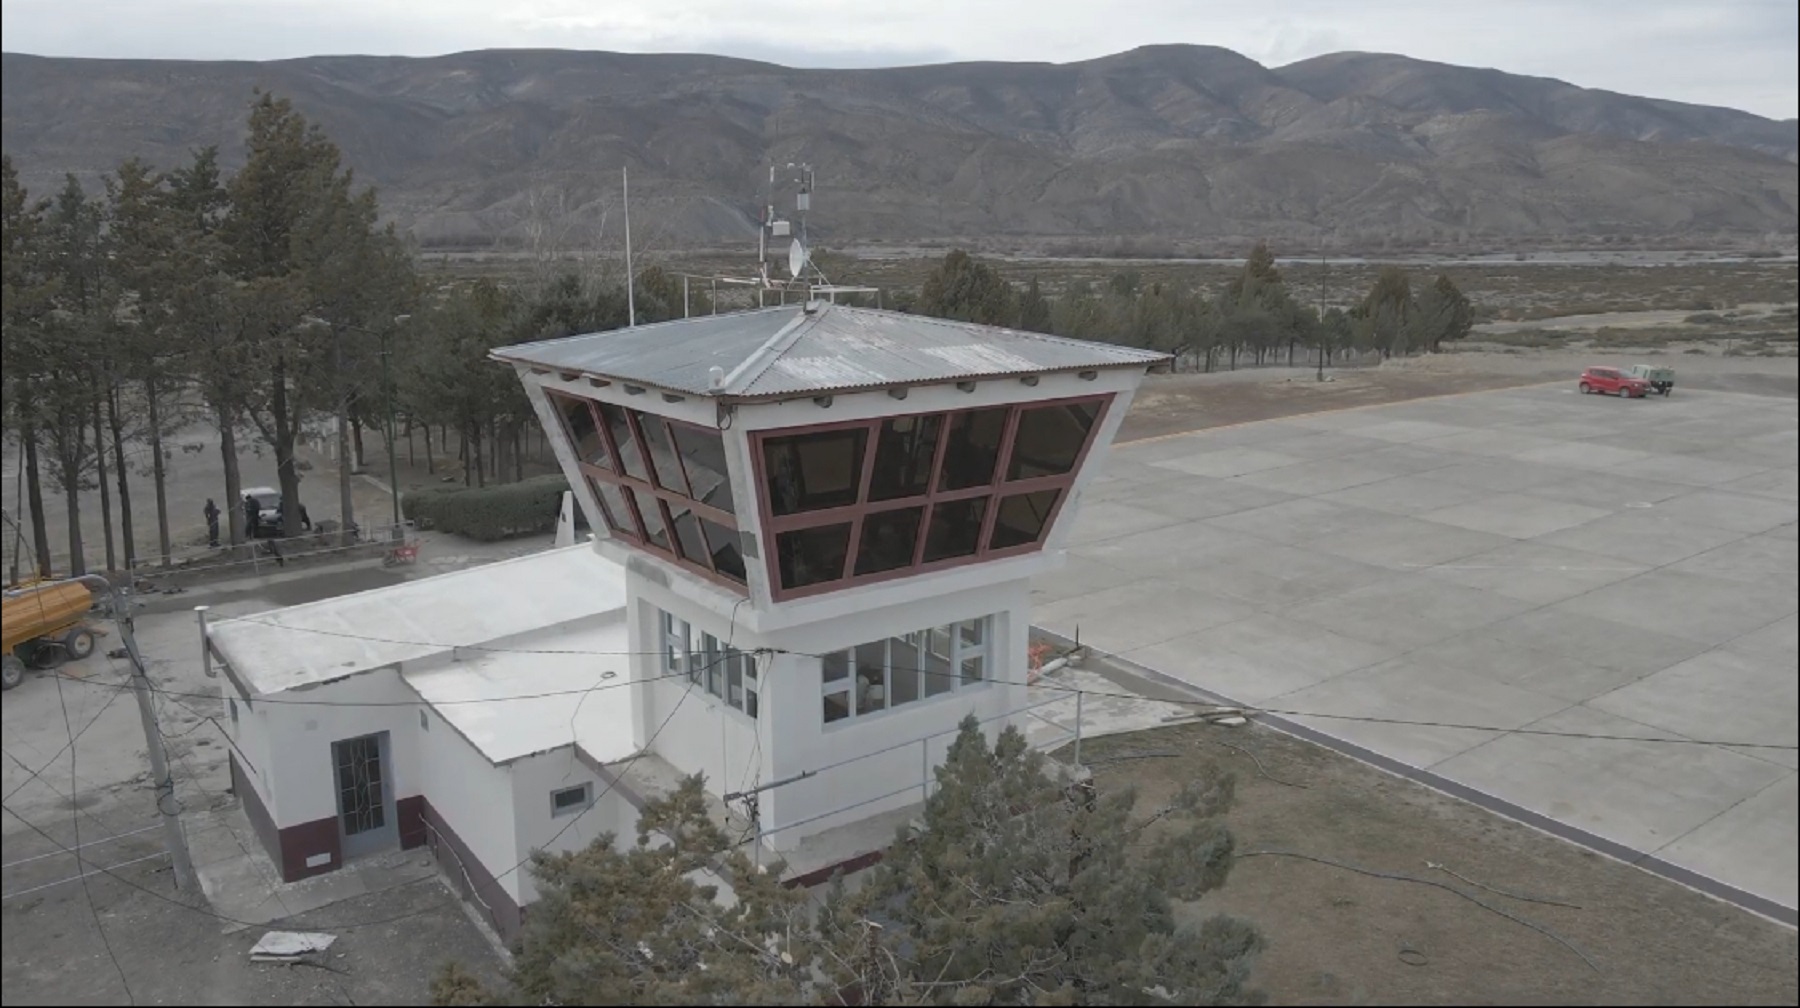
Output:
[332, 732, 396, 859]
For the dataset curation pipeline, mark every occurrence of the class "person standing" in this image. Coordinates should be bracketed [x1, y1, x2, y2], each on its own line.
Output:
[203, 499, 221, 547]
[243, 494, 260, 539]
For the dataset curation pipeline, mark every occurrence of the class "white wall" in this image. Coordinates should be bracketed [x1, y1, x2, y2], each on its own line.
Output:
[506, 749, 636, 905]
[415, 704, 522, 901]
[217, 669, 276, 807]
[755, 579, 1033, 845]
[626, 582, 768, 803]
[252, 668, 420, 832]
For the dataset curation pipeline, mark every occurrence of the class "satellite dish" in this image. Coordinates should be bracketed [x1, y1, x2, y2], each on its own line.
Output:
[787, 239, 808, 279]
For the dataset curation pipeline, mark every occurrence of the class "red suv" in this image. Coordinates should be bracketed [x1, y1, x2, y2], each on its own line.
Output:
[1579, 367, 1650, 398]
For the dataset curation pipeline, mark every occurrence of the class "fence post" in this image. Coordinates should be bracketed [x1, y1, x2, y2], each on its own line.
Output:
[1073, 691, 1084, 768]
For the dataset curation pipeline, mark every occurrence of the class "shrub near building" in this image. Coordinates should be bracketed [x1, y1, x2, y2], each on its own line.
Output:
[402, 474, 582, 541]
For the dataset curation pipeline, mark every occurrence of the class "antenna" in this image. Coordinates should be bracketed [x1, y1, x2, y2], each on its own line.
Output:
[787, 238, 807, 279]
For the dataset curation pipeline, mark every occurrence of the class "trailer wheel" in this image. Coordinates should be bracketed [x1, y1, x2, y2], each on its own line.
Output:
[1, 655, 23, 691]
[26, 639, 66, 670]
[63, 627, 97, 661]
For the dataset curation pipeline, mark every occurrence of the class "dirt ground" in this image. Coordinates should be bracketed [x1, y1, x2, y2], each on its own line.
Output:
[1080, 724, 1799, 1006]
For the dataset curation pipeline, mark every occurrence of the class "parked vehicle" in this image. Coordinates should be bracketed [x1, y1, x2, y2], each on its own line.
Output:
[243, 486, 312, 538]
[1578, 367, 1651, 398]
[1625, 363, 1675, 395]
[2, 580, 97, 689]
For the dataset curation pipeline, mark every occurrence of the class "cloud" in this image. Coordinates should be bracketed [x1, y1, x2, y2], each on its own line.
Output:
[2, 0, 1794, 117]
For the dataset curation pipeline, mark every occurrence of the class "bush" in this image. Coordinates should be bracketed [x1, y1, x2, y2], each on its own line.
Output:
[402, 474, 585, 541]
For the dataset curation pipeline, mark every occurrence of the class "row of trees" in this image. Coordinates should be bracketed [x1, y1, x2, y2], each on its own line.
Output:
[2, 94, 690, 578]
[910, 245, 1473, 370]
[435, 718, 1261, 1006]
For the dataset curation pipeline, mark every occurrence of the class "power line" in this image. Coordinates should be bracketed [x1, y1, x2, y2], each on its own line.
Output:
[53, 663, 136, 1006]
[49, 667, 696, 708]
[73, 608, 1800, 751]
[1, 654, 131, 804]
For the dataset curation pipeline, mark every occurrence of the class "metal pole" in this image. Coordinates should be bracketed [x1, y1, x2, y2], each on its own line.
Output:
[334, 325, 355, 538]
[683, 275, 690, 319]
[1318, 251, 1329, 381]
[1073, 691, 1084, 767]
[381, 330, 401, 533]
[78, 575, 196, 889]
[623, 166, 636, 328]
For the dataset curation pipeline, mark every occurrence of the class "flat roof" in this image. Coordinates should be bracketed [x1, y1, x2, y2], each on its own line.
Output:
[208, 546, 628, 695]
[405, 614, 637, 765]
[492, 303, 1170, 400]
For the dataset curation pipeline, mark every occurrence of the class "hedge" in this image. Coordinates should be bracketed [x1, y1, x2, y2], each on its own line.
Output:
[402, 474, 587, 542]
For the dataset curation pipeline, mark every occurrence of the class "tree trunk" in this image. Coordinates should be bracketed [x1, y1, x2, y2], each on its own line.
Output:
[23, 420, 53, 580]
[93, 398, 117, 572]
[147, 377, 172, 566]
[406, 417, 415, 467]
[351, 414, 366, 471]
[63, 462, 86, 578]
[423, 421, 434, 475]
[270, 359, 305, 543]
[459, 426, 470, 487]
[107, 386, 136, 571]
[470, 421, 486, 489]
[336, 403, 355, 540]
[217, 406, 244, 546]
[513, 423, 524, 482]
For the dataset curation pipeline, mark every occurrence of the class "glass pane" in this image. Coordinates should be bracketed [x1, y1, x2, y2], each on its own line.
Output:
[961, 655, 984, 685]
[1007, 401, 1099, 480]
[626, 486, 670, 552]
[740, 651, 758, 681]
[746, 688, 758, 719]
[763, 428, 868, 516]
[637, 414, 686, 493]
[854, 507, 923, 576]
[939, 408, 1008, 490]
[553, 394, 609, 468]
[921, 498, 987, 563]
[727, 660, 744, 710]
[586, 477, 635, 535]
[701, 633, 723, 696]
[868, 414, 942, 501]
[776, 523, 851, 589]
[889, 633, 923, 706]
[989, 489, 1061, 549]
[668, 503, 709, 565]
[823, 691, 850, 723]
[599, 402, 651, 482]
[671, 424, 736, 515]
[823, 651, 850, 683]
[924, 632, 955, 697]
[960, 619, 985, 647]
[855, 641, 887, 715]
[700, 518, 746, 583]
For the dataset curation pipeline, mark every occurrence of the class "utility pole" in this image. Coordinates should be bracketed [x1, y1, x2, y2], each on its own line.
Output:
[333, 322, 356, 539]
[1317, 250, 1328, 383]
[623, 166, 636, 328]
[79, 575, 196, 889]
[380, 319, 407, 533]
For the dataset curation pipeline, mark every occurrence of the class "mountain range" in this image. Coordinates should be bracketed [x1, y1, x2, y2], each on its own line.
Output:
[2, 45, 1796, 249]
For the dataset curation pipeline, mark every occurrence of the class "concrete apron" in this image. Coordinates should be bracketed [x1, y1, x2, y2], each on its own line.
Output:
[1031, 624, 1799, 928]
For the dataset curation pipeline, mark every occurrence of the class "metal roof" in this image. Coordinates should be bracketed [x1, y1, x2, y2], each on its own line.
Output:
[492, 304, 1169, 400]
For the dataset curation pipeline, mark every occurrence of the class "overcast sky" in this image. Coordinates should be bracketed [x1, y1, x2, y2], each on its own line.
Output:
[4, 0, 1795, 119]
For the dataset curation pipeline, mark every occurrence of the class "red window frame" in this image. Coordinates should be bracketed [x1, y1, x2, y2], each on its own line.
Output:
[750, 393, 1112, 601]
[544, 389, 747, 593]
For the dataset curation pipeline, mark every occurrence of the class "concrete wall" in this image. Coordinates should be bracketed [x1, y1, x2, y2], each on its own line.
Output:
[755, 579, 1033, 845]
[507, 748, 635, 906]
[414, 703, 521, 901]
[625, 580, 769, 802]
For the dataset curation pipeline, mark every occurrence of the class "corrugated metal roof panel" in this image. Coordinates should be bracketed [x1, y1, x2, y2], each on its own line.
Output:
[493, 303, 1168, 398]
